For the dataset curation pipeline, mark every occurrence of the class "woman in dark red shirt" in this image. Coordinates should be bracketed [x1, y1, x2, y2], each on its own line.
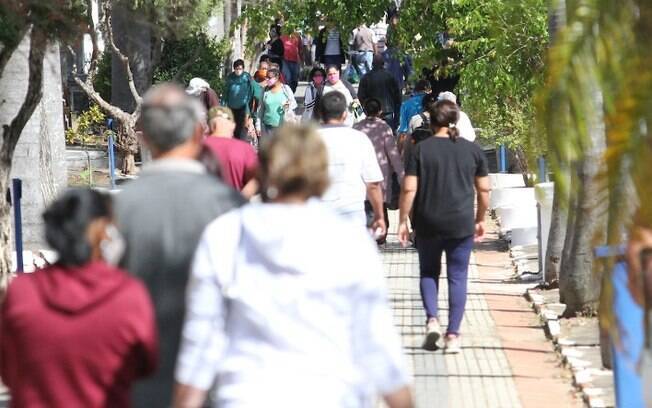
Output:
[0, 188, 158, 407]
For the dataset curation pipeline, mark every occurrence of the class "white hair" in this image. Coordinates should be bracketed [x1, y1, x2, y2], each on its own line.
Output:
[186, 78, 210, 96]
[438, 91, 457, 104]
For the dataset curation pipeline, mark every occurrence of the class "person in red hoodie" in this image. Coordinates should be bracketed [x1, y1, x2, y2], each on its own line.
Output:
[0, 188, 158, 408]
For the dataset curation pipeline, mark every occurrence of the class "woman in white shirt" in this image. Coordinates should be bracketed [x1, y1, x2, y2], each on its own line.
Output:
[322, 65, 359, 126]
[173, 125, 413, 408]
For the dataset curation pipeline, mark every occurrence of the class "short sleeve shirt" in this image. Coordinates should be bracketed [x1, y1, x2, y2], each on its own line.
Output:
[203, 137, 258, 191]
[405, 136, 489, 238]
[318, 126, 383, 220]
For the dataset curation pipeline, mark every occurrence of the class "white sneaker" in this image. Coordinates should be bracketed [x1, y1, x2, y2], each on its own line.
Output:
[422, 319, 442, 351]
[444, 335, 462, 354]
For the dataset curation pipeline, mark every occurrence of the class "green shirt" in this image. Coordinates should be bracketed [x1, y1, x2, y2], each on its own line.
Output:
[262, 89, 287, 127]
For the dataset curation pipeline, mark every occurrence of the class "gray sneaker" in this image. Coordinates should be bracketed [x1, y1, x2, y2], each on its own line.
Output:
[444, 334, 462, 354]
[422, 319, 442, 351]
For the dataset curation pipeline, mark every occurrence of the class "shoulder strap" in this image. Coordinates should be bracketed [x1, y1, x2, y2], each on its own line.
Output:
[419, 112, 429, 125]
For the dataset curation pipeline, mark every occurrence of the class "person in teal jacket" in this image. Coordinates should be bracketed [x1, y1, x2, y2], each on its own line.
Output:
[224, 59, 257, 140]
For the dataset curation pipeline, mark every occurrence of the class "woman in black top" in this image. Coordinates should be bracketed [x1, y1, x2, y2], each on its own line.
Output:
[266, 25, 285, 69]
[398, 99, 491, 354]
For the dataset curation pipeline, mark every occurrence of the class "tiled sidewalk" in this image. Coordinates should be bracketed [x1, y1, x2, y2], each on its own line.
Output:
[381, 213, 582, 407]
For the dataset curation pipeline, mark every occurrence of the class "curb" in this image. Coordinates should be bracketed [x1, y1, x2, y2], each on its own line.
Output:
[525, 289, 614, 408]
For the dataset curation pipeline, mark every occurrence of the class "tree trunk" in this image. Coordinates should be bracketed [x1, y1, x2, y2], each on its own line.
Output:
[560, 89, 608, 316]
[0, 29, 48, 287]
[544, 177, 569, 284]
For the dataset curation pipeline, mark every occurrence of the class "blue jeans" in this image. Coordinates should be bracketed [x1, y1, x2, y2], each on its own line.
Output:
[282, 60, 300, 93]
[416, 235, 474, 335]
[353, 51, 373, 77]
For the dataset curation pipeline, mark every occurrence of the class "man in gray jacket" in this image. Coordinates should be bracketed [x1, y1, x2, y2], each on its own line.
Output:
[114, 83, 244, 408]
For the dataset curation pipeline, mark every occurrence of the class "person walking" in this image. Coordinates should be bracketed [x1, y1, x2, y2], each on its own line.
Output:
[398, 100, 490, 353]
[358, 53, 402, 132]
[398, 79, 432, 137]
[223, 59, 257, 141]
[258, 67, 298, 136]
[322, 65, 359, 126]
[114, 83, 245, 407]
[437, 91, 476, 142]
[265, 25, 285, 69]
[317, 91, 386, 236]
[173, 125, 413, 408]
[1, 188, 158, 407]
[350, 23, 376, 78]
[302, 66, 326, 122]
[280, 29, 302, 92]
[354, 98, 404, 244]
[407, 92, 476, 142]
[316, 20, 346, 67]
[202, 106, 259, 199]
[186, 77, 220, 117]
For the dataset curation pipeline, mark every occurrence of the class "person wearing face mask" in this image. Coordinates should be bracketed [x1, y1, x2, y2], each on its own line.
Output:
[302, 66, 326, 122]
[321, 64, 359, 126]
[258, 67, 298, 136]
[0, 188, 158, 408]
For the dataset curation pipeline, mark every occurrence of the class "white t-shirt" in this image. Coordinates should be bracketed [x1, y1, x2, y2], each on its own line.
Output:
[322, 82, 354, 127]
[318, 125, 383, 225]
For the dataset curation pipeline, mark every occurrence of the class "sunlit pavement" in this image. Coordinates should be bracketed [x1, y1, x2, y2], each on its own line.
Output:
[381, 211, 583, 407]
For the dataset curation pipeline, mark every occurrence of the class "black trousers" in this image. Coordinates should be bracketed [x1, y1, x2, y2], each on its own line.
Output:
[231, 107, 248, 140]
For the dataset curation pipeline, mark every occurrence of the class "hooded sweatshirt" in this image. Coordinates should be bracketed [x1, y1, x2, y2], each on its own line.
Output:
[175, 202, 409, 407]
[0, 262, 158, 408]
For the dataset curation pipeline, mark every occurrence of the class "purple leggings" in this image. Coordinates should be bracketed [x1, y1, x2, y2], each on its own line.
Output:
[416, 235, 474, 335]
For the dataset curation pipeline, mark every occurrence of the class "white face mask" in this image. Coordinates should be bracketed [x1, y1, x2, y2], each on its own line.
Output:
[100, 224, 126, 266]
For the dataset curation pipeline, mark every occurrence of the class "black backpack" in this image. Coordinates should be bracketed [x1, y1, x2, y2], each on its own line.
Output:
[411, 113, 432, 144]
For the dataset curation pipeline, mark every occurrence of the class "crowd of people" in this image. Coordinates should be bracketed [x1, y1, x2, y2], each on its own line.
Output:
[0, 13, 492, 408]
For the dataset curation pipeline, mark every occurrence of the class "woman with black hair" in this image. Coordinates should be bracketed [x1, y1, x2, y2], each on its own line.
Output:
[302, 66, 326, 122]
[398, 100, 491, 354]
[0, 188, 158, 407]
[265, 24, 285, 69]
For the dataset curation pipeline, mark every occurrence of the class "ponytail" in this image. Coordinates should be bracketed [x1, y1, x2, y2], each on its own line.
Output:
[427, 100, 461, 142]
[448, 123, 459, 141]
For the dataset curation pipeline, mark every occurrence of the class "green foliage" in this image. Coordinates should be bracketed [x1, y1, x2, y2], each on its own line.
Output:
[116, 0, 221, 38]
[396, 0, 548, 154]
[0, 1, 88, 44]
[65, 105, 106, 146]
[239, 0, 390, 58]
[153, 32, 230, 94]
[93, 51, 112, 101]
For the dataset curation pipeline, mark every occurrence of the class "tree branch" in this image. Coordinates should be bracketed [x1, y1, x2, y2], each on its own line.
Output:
[103, 1, 143, 106]
[67, 45, 130, 123]
[1, 27, 47, 164]
[84, 0, 100, 82]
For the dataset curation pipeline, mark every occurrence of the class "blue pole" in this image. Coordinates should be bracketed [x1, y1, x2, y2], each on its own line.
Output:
[108, 133, 116, 190]
[499, 145, 508, 173]
[538, 156, 547, 183]
[12, 179, 23, 273]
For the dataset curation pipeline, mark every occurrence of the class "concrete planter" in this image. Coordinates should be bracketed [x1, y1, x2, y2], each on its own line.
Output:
[490, 187, 535, 210]
[495, 205, 538, 231]
[510, 226, 538, 247]
[535, 182, 554, 272]
[488, 173, 526, 189]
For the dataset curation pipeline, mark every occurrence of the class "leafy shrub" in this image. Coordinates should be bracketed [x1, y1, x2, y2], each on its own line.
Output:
[153, 32, 230, 95]
[65, 105, 107, 146]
